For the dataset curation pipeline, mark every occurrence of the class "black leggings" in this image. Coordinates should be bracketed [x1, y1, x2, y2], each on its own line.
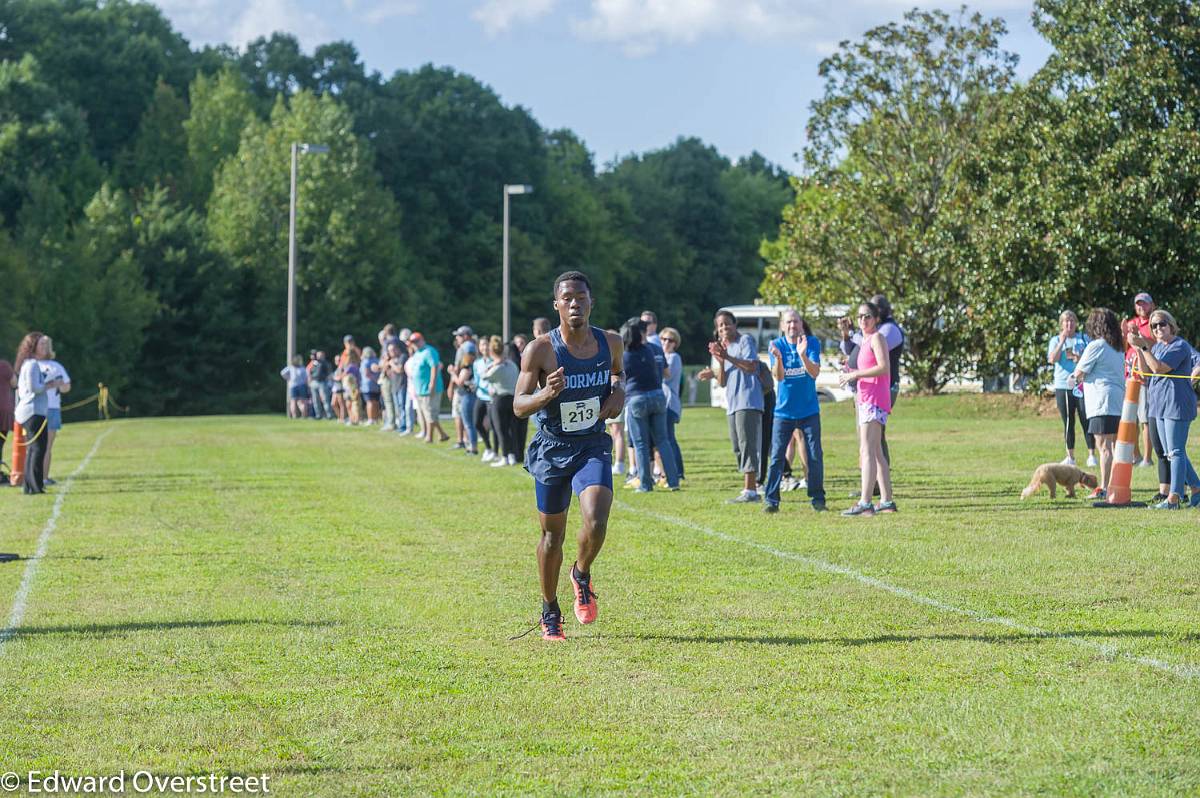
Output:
[488, 394, 517, 459]
[514, 415, 528, 461]
[473, 397, 494, 452]
[22, 415, 47, 494]
[1055, 389, 1094, 451]
[1148, 417, 1171, 485]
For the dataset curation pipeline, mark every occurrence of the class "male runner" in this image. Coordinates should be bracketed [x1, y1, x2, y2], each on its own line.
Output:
[514, 271, 624, 641]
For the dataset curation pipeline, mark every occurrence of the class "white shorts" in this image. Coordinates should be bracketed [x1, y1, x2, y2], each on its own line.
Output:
[858, 403, 889, 426]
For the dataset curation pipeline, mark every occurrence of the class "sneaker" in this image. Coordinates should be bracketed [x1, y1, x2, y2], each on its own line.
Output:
[812, 501, 828, 512]
[1061, 455, 1076, 466]
[727, 491, 761, 504]
[1137, 458, 1154, 468]
[452, 442, 466, 450]
[1151, 500, 1181, 510]
[1088, 487, 1106, 500]
[381, 424, 394, 431]
[780, 476, 795, 492]
[481, 449, 495, 462]
[796, 478, 808, 490]
[1086, 454, 1098, 467]
[875, 500, 899, 513]
[506, 454, 518, 466]
[842, 501, 876, 517]
[1150, 492, 1169, 503]
[635, 486, 652, 493]
[611, 463, 626, 476]
[1190, 492, 1200, 509]
[540, 608, 566, 641]
[491, 458, 509, 468]
[570, 564, 597, 624]
[763, 503, 779, 514]
[623, 478, 639, 490]
[45, 478, 58, 486]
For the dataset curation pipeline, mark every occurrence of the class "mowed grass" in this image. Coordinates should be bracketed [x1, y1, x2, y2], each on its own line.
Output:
[0, 395, 1198, 796]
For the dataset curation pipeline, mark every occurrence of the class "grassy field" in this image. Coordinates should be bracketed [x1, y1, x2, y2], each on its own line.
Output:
[1, 395, 1198, 796]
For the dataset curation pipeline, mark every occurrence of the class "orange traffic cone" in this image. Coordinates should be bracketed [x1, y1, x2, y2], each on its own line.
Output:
[9, 422, 26, 487]
[1097, 376, 1147, 507]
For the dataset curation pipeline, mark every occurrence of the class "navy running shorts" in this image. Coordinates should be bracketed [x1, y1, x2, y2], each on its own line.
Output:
[526, 429, 613, 514]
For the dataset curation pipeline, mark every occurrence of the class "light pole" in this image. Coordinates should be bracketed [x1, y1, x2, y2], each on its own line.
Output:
[502, 184, 533, 343]
[287, 142, 330, 371]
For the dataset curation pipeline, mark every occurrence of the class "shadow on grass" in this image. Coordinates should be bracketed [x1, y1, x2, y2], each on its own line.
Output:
[619, 629, 1182, 647]
[9, 618, 336, 639]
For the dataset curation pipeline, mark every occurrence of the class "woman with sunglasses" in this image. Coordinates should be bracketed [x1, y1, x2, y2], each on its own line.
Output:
[838, 302, 896, 516]
[1132, 309, 1200, 509]
[658, 327, 685, 483]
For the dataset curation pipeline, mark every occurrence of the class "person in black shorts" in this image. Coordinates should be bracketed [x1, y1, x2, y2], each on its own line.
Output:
[514, 271, 625, 641]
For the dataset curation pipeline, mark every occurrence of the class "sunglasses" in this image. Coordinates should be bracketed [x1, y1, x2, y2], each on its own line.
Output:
[1150, 321, 1171, 330]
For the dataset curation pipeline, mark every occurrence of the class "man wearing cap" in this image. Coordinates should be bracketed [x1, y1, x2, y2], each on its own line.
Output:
[449, 326, 479, 450]
[410, 332, 450, 443]
[1126, 293, 1157, 468]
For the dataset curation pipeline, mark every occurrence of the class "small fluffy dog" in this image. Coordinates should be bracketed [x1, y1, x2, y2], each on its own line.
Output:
[1021, 463, 1099, 499]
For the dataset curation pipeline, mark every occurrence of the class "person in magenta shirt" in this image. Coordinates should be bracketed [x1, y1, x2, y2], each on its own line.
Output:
[839, 301, 896, 516]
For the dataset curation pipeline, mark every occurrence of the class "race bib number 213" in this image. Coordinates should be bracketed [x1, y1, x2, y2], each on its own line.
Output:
[560, 397, 600, 433]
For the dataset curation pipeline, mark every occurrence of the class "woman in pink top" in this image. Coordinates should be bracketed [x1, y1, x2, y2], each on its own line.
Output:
[838, 301, 896, 516]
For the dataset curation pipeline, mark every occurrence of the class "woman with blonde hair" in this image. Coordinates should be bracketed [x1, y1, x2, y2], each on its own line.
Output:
[658, 326, 685, 483]
[14, 332, 66, 494]
[1047, 309, 1096, 466]
[1131, 309, 1200, 509]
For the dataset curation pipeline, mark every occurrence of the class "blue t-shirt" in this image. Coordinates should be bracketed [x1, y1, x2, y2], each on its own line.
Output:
[413, 346, 442, 396]
[473, 357, 492, 401]
[769, 336, 822, 420]
[1147, 337, 1197, 422]
[722, 333, 764, 415]
[624, 344, 663, 396]
[1048, 333, 1089, 390]
[361, 357, 379, 393]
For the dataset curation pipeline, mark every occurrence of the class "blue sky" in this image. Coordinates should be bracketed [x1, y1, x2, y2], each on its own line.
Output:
[156, 0, 1052, 170]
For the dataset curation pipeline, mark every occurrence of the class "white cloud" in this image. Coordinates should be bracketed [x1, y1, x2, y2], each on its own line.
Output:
[570, 0, 817, 55]
[230, 0, 334, 49]
[361, 0, 422, 24]
[472, 0, 558, 36]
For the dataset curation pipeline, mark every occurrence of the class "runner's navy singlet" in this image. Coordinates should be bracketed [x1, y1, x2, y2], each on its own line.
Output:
[535, 326, 612, 438]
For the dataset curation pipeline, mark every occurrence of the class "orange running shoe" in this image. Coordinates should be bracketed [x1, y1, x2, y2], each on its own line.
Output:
[540, 607, 566, 641]
[570, 563, 598, 625]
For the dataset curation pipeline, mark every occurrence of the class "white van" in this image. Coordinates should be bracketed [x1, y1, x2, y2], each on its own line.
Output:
[707, 303, 853, 408]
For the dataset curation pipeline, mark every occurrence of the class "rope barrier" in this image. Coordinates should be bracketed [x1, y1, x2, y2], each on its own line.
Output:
[59, 392, 100, 412]
[1131, 369, 1200, 380]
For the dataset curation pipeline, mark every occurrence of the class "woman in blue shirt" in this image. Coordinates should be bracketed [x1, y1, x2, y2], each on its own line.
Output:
[1047, 310, 1096, 466]
[1132, 309, 1200, 509]
[621, 318, 679, 493]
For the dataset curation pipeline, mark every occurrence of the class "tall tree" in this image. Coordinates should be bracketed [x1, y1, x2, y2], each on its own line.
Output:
[118, 79, 189, 197]
[970, 0, 1200, 383]
[183, 67, 258, 209]
[207, 91, 416, 404]
[763, 8, 1017, 391]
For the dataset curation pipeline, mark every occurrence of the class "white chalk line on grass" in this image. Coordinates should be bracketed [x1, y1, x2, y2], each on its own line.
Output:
[615, 501, 1200, 681]
[406, 431, 1200, 680]
[0, 427, 113, 652]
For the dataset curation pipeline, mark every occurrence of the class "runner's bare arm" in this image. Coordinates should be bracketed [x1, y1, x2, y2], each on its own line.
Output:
[599, 331, 625, 420]
[513, 336, 563, 419]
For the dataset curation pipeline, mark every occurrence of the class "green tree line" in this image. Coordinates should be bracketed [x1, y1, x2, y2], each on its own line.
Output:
[0, 0, 791, 414]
